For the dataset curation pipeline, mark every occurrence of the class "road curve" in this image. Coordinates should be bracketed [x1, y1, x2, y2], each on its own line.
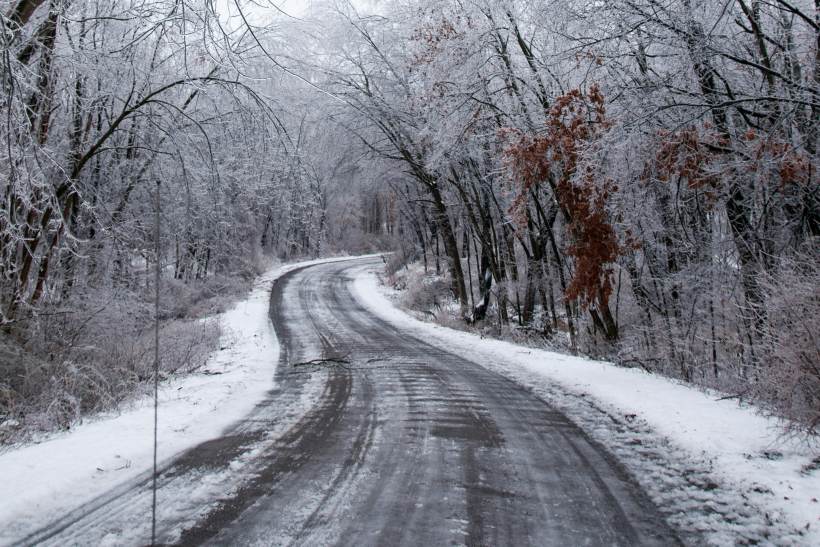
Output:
[182, 257, 678, 546]
[20, 257, 679, 546]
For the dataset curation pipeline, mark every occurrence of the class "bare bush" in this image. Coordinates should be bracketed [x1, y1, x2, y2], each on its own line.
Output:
[385, 248, 415, 277]
[753, 254, 820, 435]
[391, 264, 452, 317]
[0, 282, 222, 445]
[161, 274, 253, 320]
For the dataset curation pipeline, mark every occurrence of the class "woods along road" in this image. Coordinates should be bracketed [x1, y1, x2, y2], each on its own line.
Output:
[22, 257, 679, 546]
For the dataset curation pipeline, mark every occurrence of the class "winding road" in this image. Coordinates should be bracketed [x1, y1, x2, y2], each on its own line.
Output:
[21, 257, 679, 546]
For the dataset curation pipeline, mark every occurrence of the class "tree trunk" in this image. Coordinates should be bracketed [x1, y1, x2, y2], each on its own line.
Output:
[427, 181, 468, 314]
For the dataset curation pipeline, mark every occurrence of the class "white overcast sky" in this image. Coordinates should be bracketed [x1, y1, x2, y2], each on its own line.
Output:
[213, 0, 310, 26]
[215, 0, 378, 25]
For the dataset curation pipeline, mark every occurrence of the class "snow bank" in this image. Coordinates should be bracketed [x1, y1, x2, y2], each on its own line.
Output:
[0, 255, 377, 544]
[353, 268, 820, 544]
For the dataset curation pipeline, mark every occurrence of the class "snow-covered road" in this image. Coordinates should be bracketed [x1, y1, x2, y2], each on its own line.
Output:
[172, 257, 679, 546]
[3, 256, 817, 546]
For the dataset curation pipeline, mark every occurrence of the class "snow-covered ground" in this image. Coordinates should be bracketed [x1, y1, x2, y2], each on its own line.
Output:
[353, 267, 820, 546]
[0, 255, 373, 545]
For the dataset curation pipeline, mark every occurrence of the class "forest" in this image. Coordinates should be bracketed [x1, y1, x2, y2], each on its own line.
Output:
[1, 0, 818, 439]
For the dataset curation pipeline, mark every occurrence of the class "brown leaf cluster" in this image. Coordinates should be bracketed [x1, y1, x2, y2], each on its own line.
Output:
[502, 85, 621, 309]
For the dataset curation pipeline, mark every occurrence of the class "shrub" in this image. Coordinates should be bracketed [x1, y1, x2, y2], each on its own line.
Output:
[0, 277, 226, 445]
[753, 253, 820, 435]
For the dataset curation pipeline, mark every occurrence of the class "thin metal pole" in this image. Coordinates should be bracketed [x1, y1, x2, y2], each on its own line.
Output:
[152, 179, 160, 545]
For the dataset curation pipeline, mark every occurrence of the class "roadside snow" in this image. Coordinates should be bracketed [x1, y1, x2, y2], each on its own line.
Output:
[353, 267, 820, 546]
[0, 255, 377, 545]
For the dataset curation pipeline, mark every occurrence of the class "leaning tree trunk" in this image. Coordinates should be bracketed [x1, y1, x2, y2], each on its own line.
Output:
[427, 181, 468, 314]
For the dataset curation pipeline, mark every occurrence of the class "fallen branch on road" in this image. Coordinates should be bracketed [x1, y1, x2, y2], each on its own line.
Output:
[292, 357, 352, 370]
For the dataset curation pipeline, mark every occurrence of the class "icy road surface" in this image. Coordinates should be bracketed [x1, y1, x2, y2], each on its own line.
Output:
[21, 257, 678, 546]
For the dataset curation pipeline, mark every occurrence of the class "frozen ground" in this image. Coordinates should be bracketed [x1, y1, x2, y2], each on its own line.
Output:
[354, 268, 820, 546]
[0, 255, 375, 545]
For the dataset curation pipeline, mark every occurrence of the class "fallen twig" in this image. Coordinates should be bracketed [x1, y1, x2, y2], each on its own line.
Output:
[715, 390, 749, 402]
[292, 357, 352, 370]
